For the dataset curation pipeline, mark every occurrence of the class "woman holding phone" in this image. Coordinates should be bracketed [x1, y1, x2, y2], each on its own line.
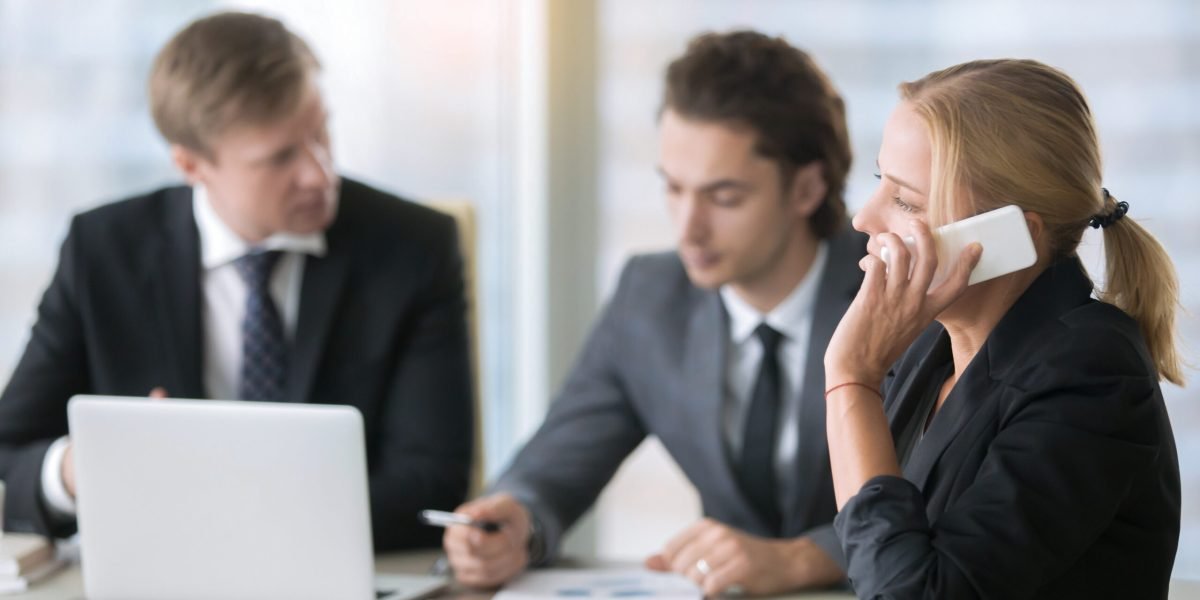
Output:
[824, 59, 1182, 598]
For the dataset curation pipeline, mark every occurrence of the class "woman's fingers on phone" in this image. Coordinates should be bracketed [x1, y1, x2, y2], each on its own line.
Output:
[875, 232, 909, 294]
[858, 253, 886, 297]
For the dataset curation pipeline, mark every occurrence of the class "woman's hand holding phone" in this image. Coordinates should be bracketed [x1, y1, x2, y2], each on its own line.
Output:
[825, 219, 982, 389]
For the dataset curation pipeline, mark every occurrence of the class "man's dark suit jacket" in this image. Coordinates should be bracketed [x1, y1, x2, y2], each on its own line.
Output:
[0, 178, 474, 551]
[494, 228, 867, 567]
[834, 256, 1181, 598]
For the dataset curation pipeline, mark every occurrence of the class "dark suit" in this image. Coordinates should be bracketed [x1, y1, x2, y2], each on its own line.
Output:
[0, 178, 474, 551]
[494, 228, 866, 566]
[834, 256, 1180, 598]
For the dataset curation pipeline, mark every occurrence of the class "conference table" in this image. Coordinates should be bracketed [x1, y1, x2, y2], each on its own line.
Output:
[10, 549, 856, 599]
[11, 549, 1200, 599]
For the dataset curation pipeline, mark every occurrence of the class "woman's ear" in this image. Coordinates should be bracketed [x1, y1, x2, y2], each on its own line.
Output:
[1023, 210, 1047, 252]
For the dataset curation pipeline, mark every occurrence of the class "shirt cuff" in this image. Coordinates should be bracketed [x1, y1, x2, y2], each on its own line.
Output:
[41, 436, 78, 518]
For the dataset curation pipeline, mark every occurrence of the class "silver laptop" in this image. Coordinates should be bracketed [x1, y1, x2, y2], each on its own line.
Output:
[68, 395, 448, 600]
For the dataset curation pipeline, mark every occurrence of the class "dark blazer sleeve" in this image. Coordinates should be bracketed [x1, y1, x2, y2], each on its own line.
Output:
[0, 216, 90, 537]
[491, 256, 649, 563]
[367, 213, 474, 551]
[834, 326, 1164, 599]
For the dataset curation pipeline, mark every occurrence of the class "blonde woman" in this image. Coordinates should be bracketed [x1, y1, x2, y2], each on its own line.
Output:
[824, 59, 1182, 598]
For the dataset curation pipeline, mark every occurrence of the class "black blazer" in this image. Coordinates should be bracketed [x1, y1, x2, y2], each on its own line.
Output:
[834, 256, 1180, 599]
[0, 178, 474, 551]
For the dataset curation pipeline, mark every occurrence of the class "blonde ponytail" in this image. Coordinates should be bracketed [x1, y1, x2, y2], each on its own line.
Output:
[1096, 193, 1184, 385]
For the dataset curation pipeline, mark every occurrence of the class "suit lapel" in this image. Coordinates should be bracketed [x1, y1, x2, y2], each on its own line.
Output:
[286, 249, 348, 403]
[900, 257, 1094, 491]
[885, 333, 948, 446]
[682, 290, 769, 528]
[784, 231, 865, 532]
[901, 342, 996, 492]
[147, 187, 206, 398]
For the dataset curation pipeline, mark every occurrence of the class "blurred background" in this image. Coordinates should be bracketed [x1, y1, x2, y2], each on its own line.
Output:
[1, 0, 1196, 578]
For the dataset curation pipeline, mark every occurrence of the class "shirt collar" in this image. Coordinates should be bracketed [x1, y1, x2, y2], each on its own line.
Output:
[720, 240, 829, 345]
[192, 185, 327, 270]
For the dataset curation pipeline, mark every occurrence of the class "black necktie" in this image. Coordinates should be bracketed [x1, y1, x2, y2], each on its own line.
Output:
[234, 250, 287, 402]
[739, 323, 784, 533]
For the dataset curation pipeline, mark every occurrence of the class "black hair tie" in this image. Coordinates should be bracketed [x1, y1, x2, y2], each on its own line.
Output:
[1089, 188, 1129, 229]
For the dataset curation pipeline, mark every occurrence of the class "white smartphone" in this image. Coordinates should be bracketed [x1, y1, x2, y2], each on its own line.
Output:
[880, 204, 1037, 287]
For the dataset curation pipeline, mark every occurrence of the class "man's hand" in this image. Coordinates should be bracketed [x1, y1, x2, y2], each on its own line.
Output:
[60, 441, 76, 498]
[443, 493, 533, 588]
[645, 519, 842, 596]
[60, 388, 169, 499]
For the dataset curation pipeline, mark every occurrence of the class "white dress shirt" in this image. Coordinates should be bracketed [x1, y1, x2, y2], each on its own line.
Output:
[719, 241, 829, 497]
[192, 186, 326, 402]
[41, 186, 327, 517]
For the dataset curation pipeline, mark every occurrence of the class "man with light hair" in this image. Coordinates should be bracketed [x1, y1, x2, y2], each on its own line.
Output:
[0, 11, 473, 551]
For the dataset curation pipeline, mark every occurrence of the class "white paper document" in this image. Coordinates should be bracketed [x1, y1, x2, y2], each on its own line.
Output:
[495, 569, 702, 600]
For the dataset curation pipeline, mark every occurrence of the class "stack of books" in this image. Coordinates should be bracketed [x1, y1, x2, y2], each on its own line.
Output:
[0, 533, 62, 594]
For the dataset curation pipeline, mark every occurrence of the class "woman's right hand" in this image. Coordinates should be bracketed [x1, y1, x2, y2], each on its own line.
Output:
[824, 219, 981, 390]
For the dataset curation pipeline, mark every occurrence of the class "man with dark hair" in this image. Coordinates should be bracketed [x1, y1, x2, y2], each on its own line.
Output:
[444, 31, 864, 594]
[0, 11, 473, 551]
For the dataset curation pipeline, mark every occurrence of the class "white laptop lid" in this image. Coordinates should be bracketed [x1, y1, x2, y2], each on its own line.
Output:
[69, 395, 376, 600]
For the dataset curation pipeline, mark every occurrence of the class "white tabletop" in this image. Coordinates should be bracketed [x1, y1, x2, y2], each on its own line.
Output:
[8, 549, 856, 599]
[10, 548, 1200, 599]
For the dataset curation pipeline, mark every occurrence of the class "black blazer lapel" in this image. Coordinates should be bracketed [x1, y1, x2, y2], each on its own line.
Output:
[287, 250, 348, 403]
[898, 257, 1096, 492]
[885, 328, 951, 447]
[147, 187, 206, 398]
[901, 342, 997, 492]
